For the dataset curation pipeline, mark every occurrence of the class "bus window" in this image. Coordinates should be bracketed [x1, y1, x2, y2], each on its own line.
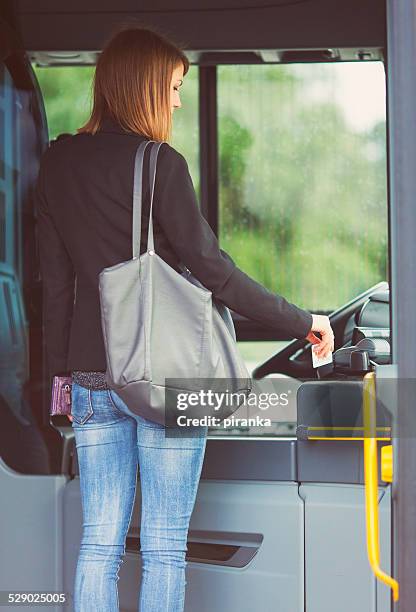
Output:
[217, 61, 387, 437]
[218, 62, 387, 313]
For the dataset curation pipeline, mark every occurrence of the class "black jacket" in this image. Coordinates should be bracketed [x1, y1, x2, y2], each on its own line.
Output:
[34, 114, 313, 379]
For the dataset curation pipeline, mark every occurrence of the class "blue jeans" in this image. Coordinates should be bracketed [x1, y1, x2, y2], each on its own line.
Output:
[70, 381, 208, 612]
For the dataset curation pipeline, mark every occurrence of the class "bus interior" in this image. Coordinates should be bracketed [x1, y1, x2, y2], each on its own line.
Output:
[1, 1, 415, 610]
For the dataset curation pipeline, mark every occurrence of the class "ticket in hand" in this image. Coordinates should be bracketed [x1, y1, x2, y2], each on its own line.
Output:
[311, 345, 333, 368]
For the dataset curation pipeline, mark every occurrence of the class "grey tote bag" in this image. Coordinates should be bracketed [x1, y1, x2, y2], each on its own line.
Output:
[99, 140, 252, 426]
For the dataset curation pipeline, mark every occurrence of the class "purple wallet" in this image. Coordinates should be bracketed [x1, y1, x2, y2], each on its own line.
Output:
[50, 375, 72, 416]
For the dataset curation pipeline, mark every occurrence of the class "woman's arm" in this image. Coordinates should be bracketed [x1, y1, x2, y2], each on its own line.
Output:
[34, 157, 76, 380]
[153, 145, 313, 340]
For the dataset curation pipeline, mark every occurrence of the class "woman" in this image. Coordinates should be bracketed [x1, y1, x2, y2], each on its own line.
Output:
[35, 25, 334, 612]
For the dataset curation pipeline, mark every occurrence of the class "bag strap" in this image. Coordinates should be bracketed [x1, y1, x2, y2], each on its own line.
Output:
[133, 139, 188, 273]
[147, 141, 165, 252]
[132, 139, 166, 258]
[149, 141, 190, 274]
[132, 139, 154, 259]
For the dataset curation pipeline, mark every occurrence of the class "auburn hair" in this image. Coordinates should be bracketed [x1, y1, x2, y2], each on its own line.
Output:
[77, 25, 189, 141]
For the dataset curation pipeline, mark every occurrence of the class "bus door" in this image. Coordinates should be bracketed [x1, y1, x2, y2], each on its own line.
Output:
[0, 10, 70, 609]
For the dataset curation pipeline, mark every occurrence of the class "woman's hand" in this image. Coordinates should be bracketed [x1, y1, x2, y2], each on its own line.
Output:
[67, 415, 73, 422]
[306, 314, 334, 359]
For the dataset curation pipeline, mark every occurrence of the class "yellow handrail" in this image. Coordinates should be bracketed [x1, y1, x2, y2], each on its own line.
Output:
[363, 372, 399, 601]
[305, 425, 391, 442]
[381, 445, 393, 483]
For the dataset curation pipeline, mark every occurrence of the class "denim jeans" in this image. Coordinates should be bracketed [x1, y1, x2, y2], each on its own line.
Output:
[70, 381, 208, 612]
